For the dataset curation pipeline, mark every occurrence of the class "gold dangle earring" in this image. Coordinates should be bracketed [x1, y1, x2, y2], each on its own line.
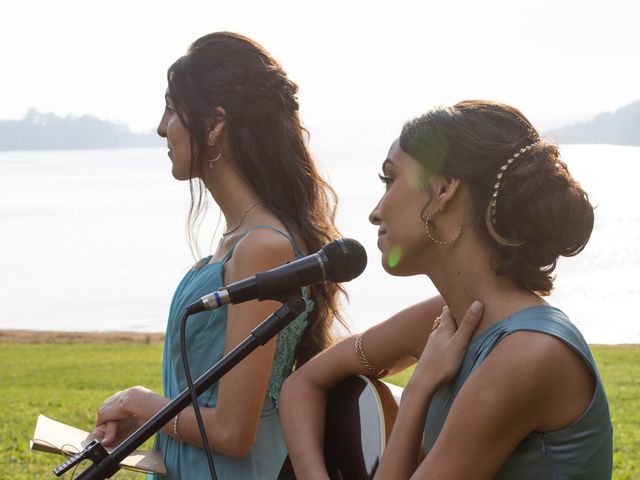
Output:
[206, 137, 223, 169]
[424, 209, 463, 246]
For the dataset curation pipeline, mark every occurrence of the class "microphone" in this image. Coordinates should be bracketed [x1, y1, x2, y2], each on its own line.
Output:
[186, 238, 367, 314]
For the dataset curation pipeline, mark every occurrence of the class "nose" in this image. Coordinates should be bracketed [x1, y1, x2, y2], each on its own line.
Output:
[157, 111, 167, 138]
[369, 199, 382, 226]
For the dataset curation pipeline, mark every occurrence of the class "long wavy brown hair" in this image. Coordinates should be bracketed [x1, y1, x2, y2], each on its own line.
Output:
[167, 32, 345, 365]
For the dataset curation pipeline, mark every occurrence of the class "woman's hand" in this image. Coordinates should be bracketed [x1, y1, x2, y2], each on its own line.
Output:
[96, 386, 148, 424]
[93, 386, 151, 446]
[91, 416, 143, 447]
[408, 301, 483, 392]
[281, 297, 447, 479]
[373, 301, 483, 480]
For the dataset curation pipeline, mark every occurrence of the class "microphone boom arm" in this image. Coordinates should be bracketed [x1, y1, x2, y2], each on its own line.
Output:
[68, 294, 307, 480]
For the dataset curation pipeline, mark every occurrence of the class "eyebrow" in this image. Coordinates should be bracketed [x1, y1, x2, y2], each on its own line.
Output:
[382, 158, 394, 169]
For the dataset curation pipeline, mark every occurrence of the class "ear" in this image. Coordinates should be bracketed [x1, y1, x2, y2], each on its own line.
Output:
[207, 106, 227, 146]
[433, 175, 462, 211]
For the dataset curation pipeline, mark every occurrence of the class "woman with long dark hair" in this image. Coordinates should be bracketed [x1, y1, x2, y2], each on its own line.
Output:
[92, 32, 344, 478]
[280, 100, 613, 479]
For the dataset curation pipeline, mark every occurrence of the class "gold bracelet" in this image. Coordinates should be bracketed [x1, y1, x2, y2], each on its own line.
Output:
[173, 412, 181, 442]
[354, 332, 388, 378]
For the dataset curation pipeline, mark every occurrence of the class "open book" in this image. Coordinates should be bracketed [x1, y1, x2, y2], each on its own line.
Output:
[31, 414, 166, 475]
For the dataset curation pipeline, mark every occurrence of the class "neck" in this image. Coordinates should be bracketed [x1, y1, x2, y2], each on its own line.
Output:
[201, 158, 262, 235]
[422, 230, 544, 333]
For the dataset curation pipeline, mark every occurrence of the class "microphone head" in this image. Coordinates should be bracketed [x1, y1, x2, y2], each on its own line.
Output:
[321, 238, 367, 283]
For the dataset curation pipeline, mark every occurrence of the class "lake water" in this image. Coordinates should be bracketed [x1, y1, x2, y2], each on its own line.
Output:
[1, 144, 639, 343]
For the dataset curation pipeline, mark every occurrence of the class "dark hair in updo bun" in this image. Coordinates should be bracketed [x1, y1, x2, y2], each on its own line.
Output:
[400, 100, 594, 295]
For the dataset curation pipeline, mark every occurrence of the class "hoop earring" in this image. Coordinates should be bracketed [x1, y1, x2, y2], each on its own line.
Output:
[206, 138, 223, 169]
[424, 211, 463, 246]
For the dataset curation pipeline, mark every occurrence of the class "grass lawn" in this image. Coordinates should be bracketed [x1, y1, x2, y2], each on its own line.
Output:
[0, 334, 163, 479]
[1, 333, 638, 479]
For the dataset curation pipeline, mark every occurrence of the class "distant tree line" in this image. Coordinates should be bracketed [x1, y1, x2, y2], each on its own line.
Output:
[1, 101, 639, 151]
[545, 99, 640, 146]
[0, 109, 161, 151]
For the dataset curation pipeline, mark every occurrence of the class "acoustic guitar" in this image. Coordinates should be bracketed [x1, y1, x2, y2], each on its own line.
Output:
[278, 375, 401, 480]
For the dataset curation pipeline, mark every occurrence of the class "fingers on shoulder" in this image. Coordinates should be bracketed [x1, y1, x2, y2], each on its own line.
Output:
[453, 301, 483, 341]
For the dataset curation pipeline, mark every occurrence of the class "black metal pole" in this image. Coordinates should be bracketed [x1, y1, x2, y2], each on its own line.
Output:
[71, 295, 306, 480]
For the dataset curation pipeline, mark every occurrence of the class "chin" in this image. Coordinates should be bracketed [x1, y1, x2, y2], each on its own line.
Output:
[171, 167, 190, 181]
[380, 258, 411, 277]
[381, 249, 427, 277]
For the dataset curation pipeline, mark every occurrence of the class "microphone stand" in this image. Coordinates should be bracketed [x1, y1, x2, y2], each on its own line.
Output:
[59, 294, 306, 480]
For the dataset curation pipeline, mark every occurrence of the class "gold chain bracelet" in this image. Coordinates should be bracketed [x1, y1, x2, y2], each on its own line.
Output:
[355, 332, 388, 378]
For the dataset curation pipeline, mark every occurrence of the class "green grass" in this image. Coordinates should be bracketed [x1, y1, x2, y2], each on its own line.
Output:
[0, 342, 163, 479]
[1, 342, 638, 479]
[592, 346, 640, 480]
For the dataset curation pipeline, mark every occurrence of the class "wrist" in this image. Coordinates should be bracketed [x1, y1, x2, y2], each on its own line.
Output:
[123, 386, 151, 415]
[404, 373, 441, 400]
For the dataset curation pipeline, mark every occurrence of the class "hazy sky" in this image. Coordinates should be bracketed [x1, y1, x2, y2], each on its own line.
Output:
[3, 0, 639, 138]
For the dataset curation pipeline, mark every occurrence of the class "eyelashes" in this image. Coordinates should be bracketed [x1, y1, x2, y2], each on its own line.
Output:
[378, 173, 393, 188]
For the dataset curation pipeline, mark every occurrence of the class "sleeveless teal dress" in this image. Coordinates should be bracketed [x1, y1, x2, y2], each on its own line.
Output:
[423, 305, 613, 479]
[149, 227, 313, 479]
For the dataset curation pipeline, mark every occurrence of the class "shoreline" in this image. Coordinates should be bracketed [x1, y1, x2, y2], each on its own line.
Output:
[0, 329, 164, 344]
[0, 329, 638, 347]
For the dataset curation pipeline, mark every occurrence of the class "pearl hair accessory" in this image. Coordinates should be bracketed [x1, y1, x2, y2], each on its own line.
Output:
[490, 143, 536, 225]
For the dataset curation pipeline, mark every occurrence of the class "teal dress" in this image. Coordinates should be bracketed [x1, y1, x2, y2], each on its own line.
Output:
[149, 227, 313, 479]
[423, 305, 613, 479]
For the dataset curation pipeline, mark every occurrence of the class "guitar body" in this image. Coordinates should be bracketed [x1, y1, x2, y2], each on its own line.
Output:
[279, 375, 399, 480]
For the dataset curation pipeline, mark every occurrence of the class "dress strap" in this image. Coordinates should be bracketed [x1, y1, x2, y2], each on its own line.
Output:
[222, 225, 305, 263]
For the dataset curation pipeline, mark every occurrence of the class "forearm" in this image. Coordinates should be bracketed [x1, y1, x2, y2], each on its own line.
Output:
[375, 379, 438, 480]
[280, 377, 331, 480]
[120, 386, 244, 456]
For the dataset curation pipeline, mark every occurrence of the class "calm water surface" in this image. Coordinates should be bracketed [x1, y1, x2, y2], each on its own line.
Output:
[0, 145, 638, 343]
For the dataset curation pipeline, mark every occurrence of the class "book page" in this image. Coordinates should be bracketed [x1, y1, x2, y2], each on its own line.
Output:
[31, 414, 166, 474]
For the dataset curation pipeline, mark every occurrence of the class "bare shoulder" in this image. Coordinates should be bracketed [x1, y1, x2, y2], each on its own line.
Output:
[423, 330, 596, 477]
[224, 228, 297, 283]
[484, 330, 592, 383]
[465, 329, 595, 431]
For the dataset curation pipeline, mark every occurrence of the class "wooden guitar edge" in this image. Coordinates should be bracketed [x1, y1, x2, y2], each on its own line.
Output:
[358, 375, 400, 445]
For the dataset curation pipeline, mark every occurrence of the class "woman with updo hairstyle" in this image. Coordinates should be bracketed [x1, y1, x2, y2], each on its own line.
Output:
[281, 100, 613, 479]
[91, 32, 344, 479]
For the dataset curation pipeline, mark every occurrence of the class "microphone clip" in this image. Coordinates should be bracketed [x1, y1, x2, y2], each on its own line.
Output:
[53, 440, 113, 477]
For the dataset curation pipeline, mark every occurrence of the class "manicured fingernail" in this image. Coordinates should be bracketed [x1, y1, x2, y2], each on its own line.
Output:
[471, 301, 483, 313]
